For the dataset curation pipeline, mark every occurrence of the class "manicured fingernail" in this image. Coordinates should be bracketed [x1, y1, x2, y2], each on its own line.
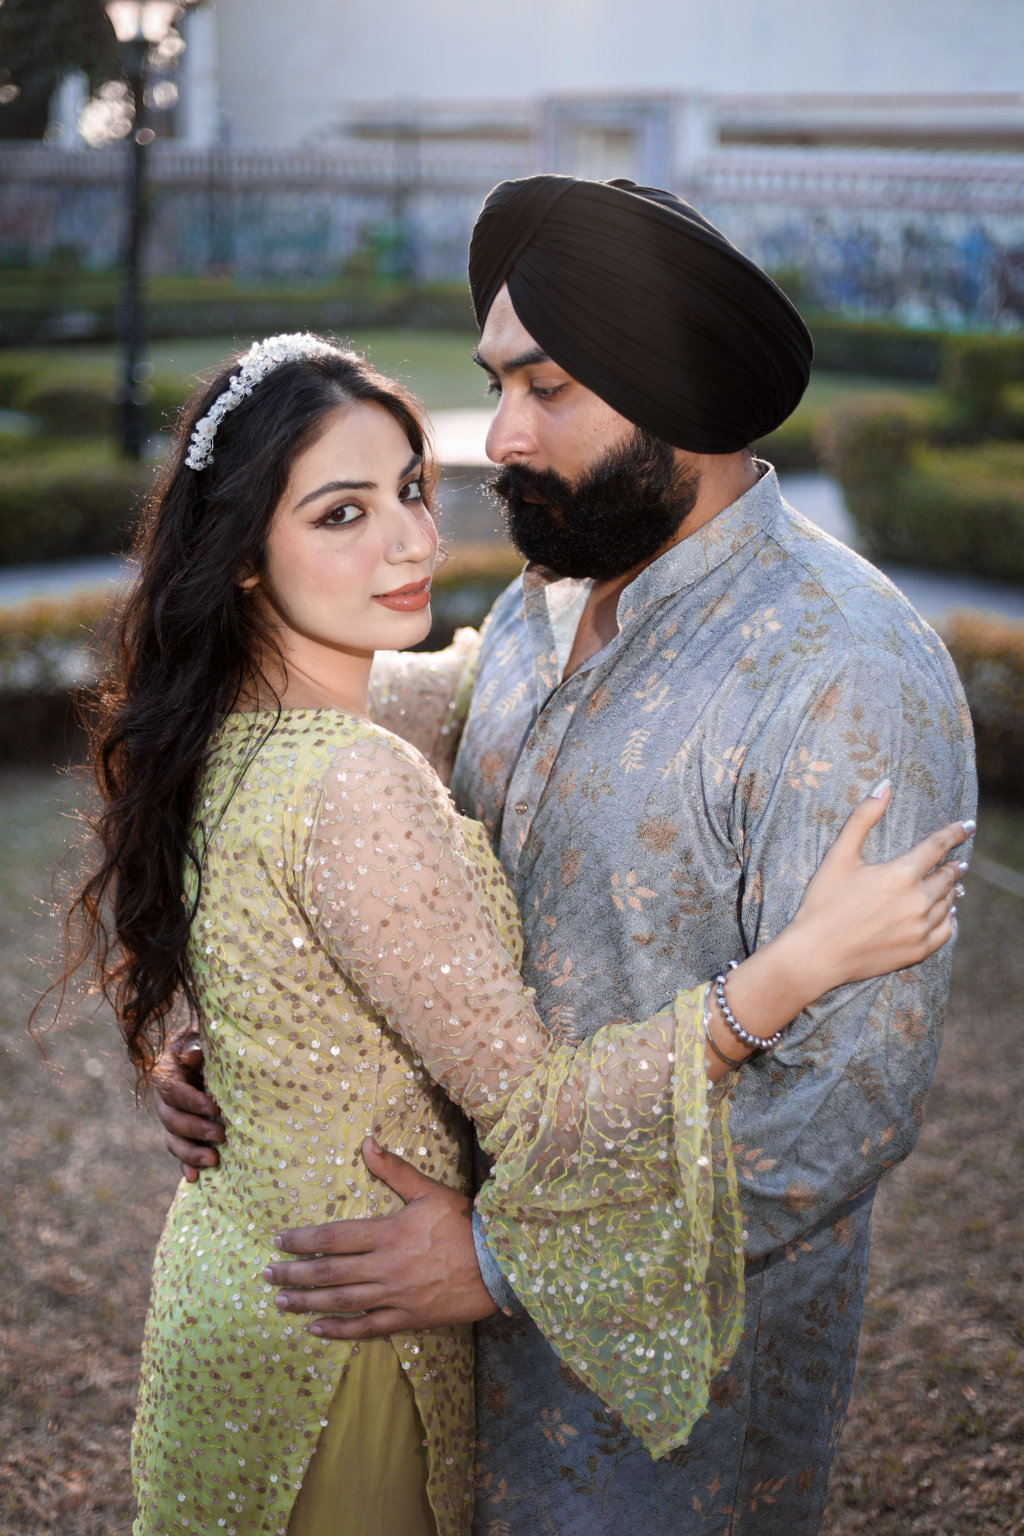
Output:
[950, 905, 957, 918]
[957, 861, 969, 873]
[310, 1325, 325, 1336]
[273, 1235, 283, 1249]
[868, 777, 891, 799]
[961, 819, 976, 835]
[366, 1136, 381, 1154]
[275, 1293, 288, 1309]
[262, 1267, 274, 1282]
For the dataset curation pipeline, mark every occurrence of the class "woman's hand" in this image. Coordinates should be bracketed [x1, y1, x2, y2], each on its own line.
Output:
[785, 779, 972, 993]
[702, 781, 972, 1079]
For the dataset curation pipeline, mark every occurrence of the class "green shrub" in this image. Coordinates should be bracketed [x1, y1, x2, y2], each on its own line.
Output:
[804, 315, 1024, 386]
[943, 611, 1024, 804]
[0, 353, 43, 408]
[1003, 382, 1024, 441]
[818, 398, 1024, 582]
[0, 591, 110, 690]
[0, 445, 149, 563]
[0, 592, 112, 765]
[753, 411, 820, 472]
[940, 335, 1021, 439]
[3, 570, 1023, 799]
[0, 274, 478, 347]
[807, 316, 947, 381]
[12, 370, 189, 438]
[0, 547, 525, 760]
[0, 425, 40, 462]
[815, 393, 918, 532]
[13, 371, 114, 436]
[0, 548, 523, 694]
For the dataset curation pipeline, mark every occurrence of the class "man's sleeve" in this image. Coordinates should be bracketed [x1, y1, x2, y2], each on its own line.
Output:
[724, 644, 975, 1256]
[472, 1210, 524, 1315]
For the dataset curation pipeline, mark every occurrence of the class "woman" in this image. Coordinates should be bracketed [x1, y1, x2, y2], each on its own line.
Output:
[66, 335, 965, 1536]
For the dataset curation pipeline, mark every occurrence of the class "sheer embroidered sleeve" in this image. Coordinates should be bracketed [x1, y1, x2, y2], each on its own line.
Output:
[303, 728, 743, 1457]
[366, 628, 480, 785]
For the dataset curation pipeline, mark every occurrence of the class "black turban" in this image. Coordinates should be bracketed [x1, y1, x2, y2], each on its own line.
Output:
[468, 175, 813, 454]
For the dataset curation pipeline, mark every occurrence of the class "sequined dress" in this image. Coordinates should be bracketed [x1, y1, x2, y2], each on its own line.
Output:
[131, 709, 742, 1536]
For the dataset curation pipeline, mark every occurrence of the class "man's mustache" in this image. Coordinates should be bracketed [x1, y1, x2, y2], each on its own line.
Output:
[490, 464, 573, 510]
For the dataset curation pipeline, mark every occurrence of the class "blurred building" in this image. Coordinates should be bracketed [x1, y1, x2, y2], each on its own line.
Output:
[2, 0, 1024, 326]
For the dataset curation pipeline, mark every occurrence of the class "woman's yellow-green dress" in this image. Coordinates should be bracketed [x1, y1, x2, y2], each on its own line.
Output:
[131, 711, 743, 1536]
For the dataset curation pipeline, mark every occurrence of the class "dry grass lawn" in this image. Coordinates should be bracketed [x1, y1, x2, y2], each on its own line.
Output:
[1, 768, 1021, 1534]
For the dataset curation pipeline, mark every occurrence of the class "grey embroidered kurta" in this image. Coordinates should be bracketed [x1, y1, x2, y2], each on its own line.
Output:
[370, 466, 974, 1534]
[446, 467, 975, 1535]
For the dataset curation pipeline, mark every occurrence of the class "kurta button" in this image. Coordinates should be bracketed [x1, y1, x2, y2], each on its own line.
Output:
[515, 802, 528, 814]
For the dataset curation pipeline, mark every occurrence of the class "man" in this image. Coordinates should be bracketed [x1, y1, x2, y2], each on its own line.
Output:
[159, 176, 974, 1533]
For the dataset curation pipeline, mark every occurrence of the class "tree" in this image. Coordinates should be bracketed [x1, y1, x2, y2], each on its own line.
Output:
[0, 0, 121, 140]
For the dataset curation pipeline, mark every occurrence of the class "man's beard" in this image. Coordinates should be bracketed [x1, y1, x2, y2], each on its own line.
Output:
[489, 428, 700, 581]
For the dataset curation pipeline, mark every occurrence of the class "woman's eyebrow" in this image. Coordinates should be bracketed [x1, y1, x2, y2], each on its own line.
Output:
[294, 454, 421, 510]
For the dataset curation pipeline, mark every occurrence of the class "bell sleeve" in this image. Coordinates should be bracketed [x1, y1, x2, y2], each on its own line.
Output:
[302, 727, 744, 1458]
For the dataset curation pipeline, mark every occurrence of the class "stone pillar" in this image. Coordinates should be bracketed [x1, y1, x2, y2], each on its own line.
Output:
[46, 70, 88, 148]
[671, 93, 714, 189]
[179, 3, 221, 147]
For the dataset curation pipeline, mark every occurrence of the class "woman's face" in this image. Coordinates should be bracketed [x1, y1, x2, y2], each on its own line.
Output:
[252, 401, 438, 701]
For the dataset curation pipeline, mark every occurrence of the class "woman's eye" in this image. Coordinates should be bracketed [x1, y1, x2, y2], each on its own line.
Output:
[484, 380, 501, 397]
[320, 504, 363, 527]
[399, 479, 423, 504]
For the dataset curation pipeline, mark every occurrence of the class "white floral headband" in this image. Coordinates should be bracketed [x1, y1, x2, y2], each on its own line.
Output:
[184, 333, 337, 471]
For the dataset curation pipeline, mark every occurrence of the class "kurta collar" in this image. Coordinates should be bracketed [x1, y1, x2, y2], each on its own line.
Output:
[616, 461, 783, 627]
[519, 463, 785, 688]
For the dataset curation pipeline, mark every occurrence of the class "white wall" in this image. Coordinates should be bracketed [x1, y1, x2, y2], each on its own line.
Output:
[203, 0, 1024, 148]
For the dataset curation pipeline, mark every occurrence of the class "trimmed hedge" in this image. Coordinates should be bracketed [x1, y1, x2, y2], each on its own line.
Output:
[0, 445, 148, 563]
[0, 556, 524, 701]
[807, 315, 1024, 387]
[0, 276, 477, 348]
[753, 411, 820, 472]
[0, 551, 525, 762]
[818, 397, 1024, 583]
[11, 369, 187, 438]
[940, 336, 1024, 440]
[943, 610, 1024, 804]
[0, 590, 110, 691]
[0, 352, 41, 408]
[3, 259, 1022, 384]
[3, 578, 1023, 809]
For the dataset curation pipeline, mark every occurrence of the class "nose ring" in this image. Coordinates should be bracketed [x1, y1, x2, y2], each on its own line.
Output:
[395, 542, 403, 553]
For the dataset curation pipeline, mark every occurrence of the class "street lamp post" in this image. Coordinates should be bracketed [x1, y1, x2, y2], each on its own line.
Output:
[104, 2, 182, 460]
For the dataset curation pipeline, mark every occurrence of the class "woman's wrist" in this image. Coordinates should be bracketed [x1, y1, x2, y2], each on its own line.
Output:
[700, 920, 842, 1081]
[758, 917, 838, 1014]
[722, 928, 828, 1041]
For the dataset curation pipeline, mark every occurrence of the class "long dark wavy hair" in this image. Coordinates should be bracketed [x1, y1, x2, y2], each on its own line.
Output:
[61, 338, 436, 1084]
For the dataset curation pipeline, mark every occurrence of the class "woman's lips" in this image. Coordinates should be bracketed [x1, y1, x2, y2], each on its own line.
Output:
[372, 579, 431, 612]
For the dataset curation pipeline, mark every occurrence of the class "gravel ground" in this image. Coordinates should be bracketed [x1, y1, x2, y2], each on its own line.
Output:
[1, 769, 1021, 1535]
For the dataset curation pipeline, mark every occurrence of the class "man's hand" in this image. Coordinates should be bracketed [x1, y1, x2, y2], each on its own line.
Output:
[152, 1033, 224, 1183]
[264, 1138, 498, 1338]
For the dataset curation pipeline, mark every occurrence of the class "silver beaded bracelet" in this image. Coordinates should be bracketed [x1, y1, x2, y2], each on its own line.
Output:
[715, 960, 785, 1053]
[702, 1005, 746, 1069]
